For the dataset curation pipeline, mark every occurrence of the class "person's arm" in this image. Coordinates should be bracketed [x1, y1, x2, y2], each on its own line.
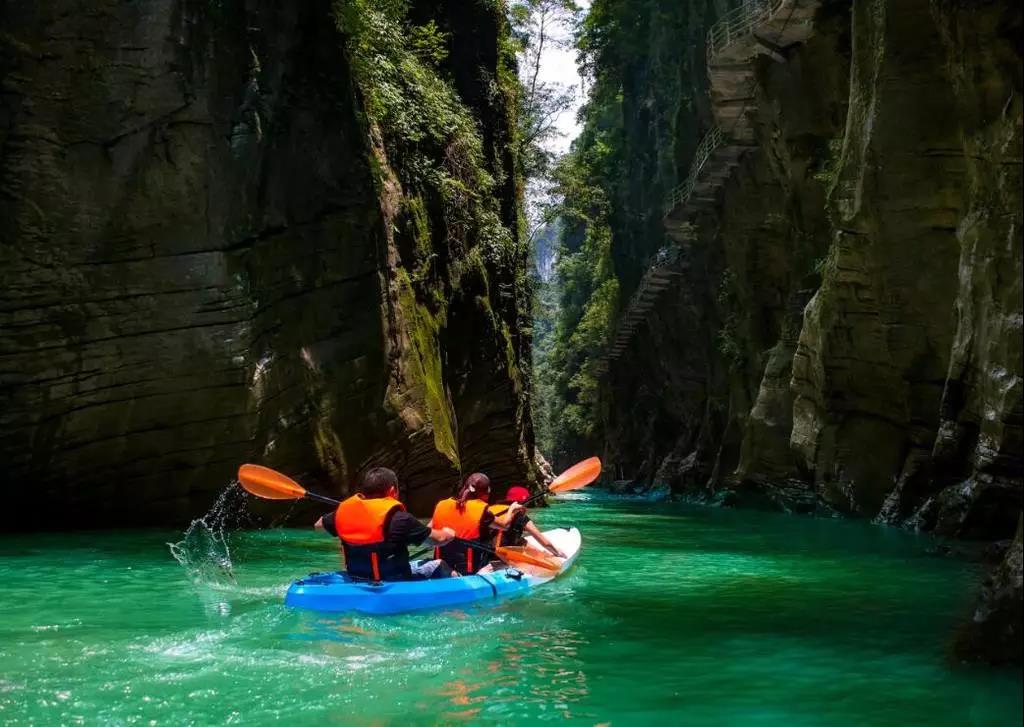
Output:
[422, 516, 454, 545]
[315, 512, 338, 536]
[426, 526, 456, 546]
[525, 520, 566, 558]
[387, 512, 454, 547]
[490, 502, 524, 529]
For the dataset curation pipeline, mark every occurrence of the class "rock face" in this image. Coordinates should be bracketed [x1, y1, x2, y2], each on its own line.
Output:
[789, 0, 1023, 536]
[601, 0, 1021, 531]
[0, 0, 536, 528]
[955, 516, 1023, 664]
[592, 1, 1021, 659]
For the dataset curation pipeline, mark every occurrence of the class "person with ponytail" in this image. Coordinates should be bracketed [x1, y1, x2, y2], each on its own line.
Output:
[429, 472, 516, 574]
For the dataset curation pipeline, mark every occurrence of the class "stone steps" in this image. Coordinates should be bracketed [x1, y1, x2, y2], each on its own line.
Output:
[596, 0, 821, 375]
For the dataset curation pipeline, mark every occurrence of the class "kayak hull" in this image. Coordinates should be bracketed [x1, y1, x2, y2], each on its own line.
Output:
[285, 527, 581, 615]
[284, 569, 532, 615]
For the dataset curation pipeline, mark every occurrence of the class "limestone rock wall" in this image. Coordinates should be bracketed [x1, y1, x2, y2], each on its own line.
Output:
[790, 0, 1022, 537]
[602, 0, 852, 505]
[955, 516, 1023, 664]
[598, 0, 1020, 661]
[0, 0, 536, 528]
[602, 0, 1021, 539]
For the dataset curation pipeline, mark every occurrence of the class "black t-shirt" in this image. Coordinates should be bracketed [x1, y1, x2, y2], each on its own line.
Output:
[483, 505, 525, 544]
[493, 505, 529, 526]
[504, 508, 530, 543]
[479, 507, 496, 535]
[322, 509, 431, 546]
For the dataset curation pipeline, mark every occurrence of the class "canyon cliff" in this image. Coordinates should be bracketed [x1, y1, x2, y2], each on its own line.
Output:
[544, 0, 1020, 662]
[0, 0, 537, 528]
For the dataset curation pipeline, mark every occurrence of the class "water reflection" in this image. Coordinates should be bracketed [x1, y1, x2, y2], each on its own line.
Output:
[437, 625, 591, 722]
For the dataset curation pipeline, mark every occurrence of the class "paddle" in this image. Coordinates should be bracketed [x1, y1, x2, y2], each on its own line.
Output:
[416, 535, 558, 572]
[408, 457, 601, 564]
[521, 456, 602, 506]
[236, 464, 560, 574]
[237, 464, 340, 506]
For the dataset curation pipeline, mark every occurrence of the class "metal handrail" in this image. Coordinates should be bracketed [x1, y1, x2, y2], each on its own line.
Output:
[605, 246, 684, 357]
[602, 0, 802, 375]
[664, 0, 790, 218]
[663, 125, 723, 216]
[707, 0, 784, 63]
[597, 247, 685, 368]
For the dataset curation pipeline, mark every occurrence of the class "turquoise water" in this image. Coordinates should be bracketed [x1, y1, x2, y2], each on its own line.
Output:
[1, 494, 1020, 725]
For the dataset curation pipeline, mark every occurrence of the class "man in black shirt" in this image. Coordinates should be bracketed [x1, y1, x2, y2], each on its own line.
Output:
[314, 468, 456, 581]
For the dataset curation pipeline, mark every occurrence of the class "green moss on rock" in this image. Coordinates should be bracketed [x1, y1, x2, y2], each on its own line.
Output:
[395, 269, 459, 467]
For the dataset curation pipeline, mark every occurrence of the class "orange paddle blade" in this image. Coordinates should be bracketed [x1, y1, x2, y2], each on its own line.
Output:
[237, 464, 308, 500]
[548, 456, 602, 494]
[495, 546, 561, 573]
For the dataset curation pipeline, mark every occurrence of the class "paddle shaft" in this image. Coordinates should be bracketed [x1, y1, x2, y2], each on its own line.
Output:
[522, 489, 550, 507]
[413, 494, 545, 559]
[304, 490, 538, 517]
[305, 491, 342, 507]
[297, 488, 502, 562]
[264, 479, 546, 566]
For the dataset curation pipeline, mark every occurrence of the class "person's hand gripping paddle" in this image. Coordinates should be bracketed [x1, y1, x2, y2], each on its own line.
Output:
[236, 465, 561, 573]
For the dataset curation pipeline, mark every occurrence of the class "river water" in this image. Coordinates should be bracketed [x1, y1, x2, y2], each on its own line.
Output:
[1, 494, 1020, 725]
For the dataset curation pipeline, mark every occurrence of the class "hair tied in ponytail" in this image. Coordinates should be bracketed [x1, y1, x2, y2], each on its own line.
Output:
[456, 472, 490, 513]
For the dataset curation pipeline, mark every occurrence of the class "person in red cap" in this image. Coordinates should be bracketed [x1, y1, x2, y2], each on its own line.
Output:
[487, 485, 566, 557]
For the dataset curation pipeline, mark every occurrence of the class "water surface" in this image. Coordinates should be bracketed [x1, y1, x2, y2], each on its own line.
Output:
[1, 495, 1021, 725]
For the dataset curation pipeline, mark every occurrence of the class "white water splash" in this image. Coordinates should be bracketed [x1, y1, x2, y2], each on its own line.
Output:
[168, 485, 248, 586]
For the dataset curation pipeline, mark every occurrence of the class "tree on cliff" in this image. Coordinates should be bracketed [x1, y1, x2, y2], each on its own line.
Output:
[510, 0, 581, 186]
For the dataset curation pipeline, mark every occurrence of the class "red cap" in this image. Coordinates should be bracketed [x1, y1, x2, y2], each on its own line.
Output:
[505, 486, 530, 503]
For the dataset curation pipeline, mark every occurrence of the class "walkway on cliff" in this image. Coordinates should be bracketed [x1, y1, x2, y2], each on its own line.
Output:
[595, 0, 819, 376]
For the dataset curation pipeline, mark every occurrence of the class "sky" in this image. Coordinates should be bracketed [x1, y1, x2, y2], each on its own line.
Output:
[519, 1, 590, 235]
[531, 0, 590, 155]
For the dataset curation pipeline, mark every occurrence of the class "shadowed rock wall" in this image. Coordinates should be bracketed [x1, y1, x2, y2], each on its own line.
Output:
[602, 0, 1021, 539]
[0, 0, 536, 528]
[596, 0, 1020, 661]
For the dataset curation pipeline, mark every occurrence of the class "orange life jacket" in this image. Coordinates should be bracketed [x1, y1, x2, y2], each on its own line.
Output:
[431, 498, 489, 573]
[487, 503, 527, 548]
[335, 495, 406, 581]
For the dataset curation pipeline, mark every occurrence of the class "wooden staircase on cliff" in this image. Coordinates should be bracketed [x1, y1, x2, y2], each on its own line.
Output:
[594, 0, 819, 378]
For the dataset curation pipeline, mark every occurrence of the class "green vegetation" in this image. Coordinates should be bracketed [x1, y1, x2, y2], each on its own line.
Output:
[395, 269, 459, 465]
[510, 0, 580, 181]
[333, 0, 515, 265]
[333, 0, 526, 465]
[529, 0, 710, 463]
[529, 1, 627, 463]
[530, 258, 559, 452]
[812, 137, 844, 189]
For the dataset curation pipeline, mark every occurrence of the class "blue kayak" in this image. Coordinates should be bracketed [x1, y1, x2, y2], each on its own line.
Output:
[285, 527, 581, 615]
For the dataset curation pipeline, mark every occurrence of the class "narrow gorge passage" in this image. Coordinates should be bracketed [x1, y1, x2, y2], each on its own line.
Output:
[0, 0, 1021, 724]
